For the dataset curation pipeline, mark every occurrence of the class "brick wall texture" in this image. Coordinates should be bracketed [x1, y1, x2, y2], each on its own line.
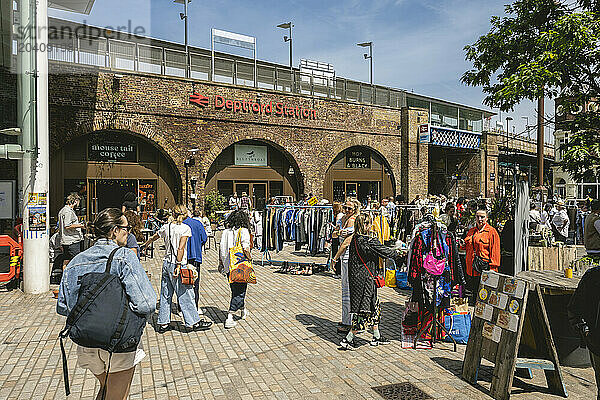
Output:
[47, 63, 432, 204]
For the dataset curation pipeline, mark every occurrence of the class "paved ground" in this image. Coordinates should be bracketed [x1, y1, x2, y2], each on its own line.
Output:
[0, 240, 598, 399]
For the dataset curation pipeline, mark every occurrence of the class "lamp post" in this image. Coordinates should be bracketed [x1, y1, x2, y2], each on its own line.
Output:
[174, 0, 190, 78]
[357, 41, 373, 86]
[277, 22, 293, 90]
[184, 148, 199, 207]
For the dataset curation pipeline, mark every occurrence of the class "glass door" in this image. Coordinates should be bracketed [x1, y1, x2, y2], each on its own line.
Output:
[345, 182, 357, 198]
[251, 183, 267, 210]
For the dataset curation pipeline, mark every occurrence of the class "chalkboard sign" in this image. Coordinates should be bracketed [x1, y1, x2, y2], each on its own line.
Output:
[346, 148, 370, 169]
[462, 270, 567, 400]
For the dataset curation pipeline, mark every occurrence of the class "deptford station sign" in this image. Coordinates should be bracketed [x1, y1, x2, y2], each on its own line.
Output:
[190, 92, 317, 120]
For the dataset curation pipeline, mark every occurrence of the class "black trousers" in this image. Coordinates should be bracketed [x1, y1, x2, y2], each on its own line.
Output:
[590, 350, 600, 400]
[229, 282, 247, 312]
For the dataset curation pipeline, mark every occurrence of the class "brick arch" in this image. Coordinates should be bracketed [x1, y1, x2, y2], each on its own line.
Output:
[200, 133, 306, 192]
[51, 118, 183, 195]
[322, 138, 399, 191]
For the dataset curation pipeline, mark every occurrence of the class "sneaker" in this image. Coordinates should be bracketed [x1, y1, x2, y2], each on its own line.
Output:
[191, 320, 213, 331]
[241, 309, 248, 320]
[157, 324, 170, 334]
[339, 338, 357, 350]
[370, 336, 391, 346]
[224, 317, 237, 329]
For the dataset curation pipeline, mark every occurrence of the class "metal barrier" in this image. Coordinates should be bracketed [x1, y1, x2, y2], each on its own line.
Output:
[46, 34, 406, 108]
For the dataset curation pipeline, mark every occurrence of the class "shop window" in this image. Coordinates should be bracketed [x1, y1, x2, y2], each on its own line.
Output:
[138, 180, 156, 215]
[333, 181, 345, 202]
[459, 108, 483, 132]
[217, 180, 233, 197]
[431, 102, 458, 129]
[269, 181, 283, 198]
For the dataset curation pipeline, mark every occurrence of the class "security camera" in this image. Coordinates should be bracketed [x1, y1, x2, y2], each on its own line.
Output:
[180, 12, 186, 20]
[364, 53, 368, 59]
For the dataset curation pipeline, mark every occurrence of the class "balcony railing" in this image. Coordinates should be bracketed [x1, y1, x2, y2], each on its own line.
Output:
[430, 126, 482, 150]
[46, 35, 407, 108]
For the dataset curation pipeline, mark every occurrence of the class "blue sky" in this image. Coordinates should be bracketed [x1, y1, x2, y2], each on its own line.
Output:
[49, 0, 554, 142]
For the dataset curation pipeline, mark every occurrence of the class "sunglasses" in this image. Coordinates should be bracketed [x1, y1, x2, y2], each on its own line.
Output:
[116, 225, 131, 231]
[343, 206, 354, 211]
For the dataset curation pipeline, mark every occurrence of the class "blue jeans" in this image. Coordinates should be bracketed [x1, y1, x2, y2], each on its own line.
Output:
[158, 260, 200, 327]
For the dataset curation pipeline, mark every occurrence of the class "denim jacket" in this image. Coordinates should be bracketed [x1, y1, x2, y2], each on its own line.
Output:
[57, 238, 157, 317]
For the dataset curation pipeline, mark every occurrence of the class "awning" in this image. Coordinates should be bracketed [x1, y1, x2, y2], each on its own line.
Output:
[49, 0, 95, 14]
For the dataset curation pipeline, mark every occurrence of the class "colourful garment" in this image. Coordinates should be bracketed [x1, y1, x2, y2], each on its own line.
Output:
[464, 223, 501, 277]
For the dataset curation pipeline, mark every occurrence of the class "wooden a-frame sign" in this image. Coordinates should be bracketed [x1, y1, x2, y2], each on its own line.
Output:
[462, 271, 568, 400]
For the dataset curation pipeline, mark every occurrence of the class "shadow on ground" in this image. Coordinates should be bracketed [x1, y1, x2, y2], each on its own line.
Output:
[296, 313, 344, 346]
[431, 356, 557, 398]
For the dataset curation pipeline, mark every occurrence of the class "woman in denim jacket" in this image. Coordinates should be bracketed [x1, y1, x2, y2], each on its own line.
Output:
[57, 208, 156, 400]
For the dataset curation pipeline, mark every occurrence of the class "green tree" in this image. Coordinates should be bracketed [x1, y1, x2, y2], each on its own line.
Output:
[203, 190, 226, 222]
[462, 0, 600, 181]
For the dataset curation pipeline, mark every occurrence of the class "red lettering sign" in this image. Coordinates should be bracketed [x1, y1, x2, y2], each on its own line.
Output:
[190, 93, 317, 119]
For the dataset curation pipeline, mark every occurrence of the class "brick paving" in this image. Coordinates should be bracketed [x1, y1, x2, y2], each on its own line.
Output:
[0, 241, 597, 399]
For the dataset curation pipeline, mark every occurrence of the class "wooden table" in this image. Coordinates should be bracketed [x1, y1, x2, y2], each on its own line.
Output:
[517, 270, 580, 295]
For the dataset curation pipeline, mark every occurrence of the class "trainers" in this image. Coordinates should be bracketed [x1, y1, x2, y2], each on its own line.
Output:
[339, 338, 357, 350]
[192, 320, 213, 331]
[224, 317, 237, 329]
[157, 324, 170, 334]
[370, 336, 391, 346]
[241, 309, 248, 320]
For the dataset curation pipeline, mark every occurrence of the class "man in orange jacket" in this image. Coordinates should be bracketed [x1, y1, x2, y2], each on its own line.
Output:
[462, 207, 501, 305]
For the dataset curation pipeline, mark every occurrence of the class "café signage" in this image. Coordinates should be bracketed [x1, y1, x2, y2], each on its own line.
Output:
[234, 144, 267, 166]
[89, 142, 136, 162]
[346, 148, 371, 169]
[190, 92, 317, 120]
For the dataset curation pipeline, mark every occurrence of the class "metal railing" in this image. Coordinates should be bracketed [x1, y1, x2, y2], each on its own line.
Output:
[47, 35, 407, 108]
[494, 131, 555, 158]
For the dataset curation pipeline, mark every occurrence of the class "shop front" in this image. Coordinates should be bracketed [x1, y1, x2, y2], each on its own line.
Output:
[323, 146, 395, 205]
[50, 131, 181, 222]
[205, 140, 301, 210]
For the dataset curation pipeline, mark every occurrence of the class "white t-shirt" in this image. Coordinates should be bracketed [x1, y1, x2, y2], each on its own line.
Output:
[158, 222, 192, 264]
[219, 228, 251, 272]
[552, 209, 570, 238]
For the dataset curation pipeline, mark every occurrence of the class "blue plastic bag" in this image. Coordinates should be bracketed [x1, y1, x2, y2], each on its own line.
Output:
[444, 313, 471, 344]
[395, 271, 411, 290]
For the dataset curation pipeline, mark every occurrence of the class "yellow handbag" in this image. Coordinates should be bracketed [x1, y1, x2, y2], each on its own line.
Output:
[228, 230, 257, 284]
[385, 269, 397, 288]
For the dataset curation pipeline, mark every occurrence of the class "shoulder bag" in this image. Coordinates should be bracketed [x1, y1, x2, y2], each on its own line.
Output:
[228, 229, 257, 284]
[168, 223, 197, 286]
[354, 238, 385, 288]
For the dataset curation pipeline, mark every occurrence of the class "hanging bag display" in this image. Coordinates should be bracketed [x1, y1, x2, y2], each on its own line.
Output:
[168, 224, 197, 286]
[423, 231, 446, 276]
[229, 229, 257, 284]
[354, 239, 385, 288]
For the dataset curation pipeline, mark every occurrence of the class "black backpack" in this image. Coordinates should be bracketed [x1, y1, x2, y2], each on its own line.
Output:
[59, 247, 148, 397]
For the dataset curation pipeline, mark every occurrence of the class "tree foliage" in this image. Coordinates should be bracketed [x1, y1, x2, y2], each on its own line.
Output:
[462, 0, 600, 182]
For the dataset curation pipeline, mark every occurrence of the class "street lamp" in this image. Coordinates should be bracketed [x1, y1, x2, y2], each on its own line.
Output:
[357, 41, 373, 86]
[184, 148, 199, 207]
[276, 22, 293, 68]
[174, 0, 191, 78]
[277, 22, 294, 91]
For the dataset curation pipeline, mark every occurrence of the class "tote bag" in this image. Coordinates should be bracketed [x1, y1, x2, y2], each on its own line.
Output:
[228, 230, 257, 284]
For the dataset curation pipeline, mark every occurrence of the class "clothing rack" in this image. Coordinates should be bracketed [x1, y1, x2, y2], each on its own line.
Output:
[261, 204, 333, 268]
[413, 275, 457, 352]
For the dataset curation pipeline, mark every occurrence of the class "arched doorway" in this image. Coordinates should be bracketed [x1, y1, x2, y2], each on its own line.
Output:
[323, 146, 396, 205]
[50, 130, 182, 221]
[205, 139, 302, 209]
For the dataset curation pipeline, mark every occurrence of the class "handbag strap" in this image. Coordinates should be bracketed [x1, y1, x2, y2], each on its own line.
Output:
[354, 237, 376, 279]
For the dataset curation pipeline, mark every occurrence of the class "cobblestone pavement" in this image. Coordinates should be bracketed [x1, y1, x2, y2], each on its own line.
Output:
[0, 241, 597, 399]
